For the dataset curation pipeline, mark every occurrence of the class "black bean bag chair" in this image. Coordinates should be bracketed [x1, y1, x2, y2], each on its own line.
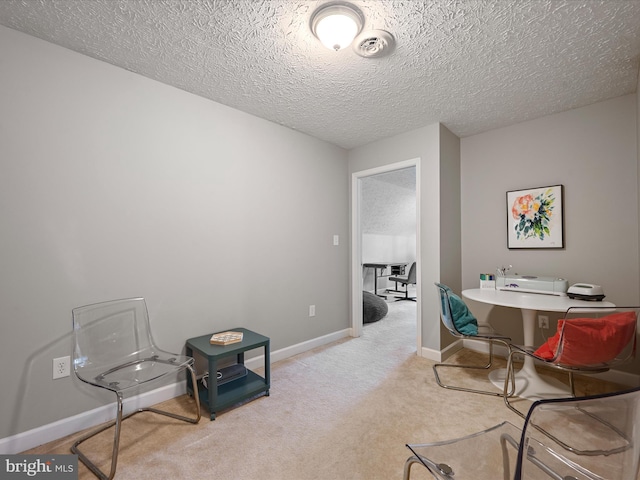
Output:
[363, 291, 388, 324]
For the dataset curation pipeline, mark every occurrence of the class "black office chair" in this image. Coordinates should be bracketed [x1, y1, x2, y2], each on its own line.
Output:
[388, 262, 417, 301]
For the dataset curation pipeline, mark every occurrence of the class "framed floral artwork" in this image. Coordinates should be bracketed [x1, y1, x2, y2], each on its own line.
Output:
[507, 185, 564, 249]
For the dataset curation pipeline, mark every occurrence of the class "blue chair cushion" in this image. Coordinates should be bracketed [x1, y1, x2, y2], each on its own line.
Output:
[448, 292, 478, 336]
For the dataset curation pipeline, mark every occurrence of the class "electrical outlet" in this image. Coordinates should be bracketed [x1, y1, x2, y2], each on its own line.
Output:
[309, 305, 316, 317]
[538, 315, 549, 329]
[53, 356, 70, 379]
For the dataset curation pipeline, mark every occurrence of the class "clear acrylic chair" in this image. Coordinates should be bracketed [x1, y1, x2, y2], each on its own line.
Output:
[404, 386, 640, 480]
[71, 298, 201, 480]
[504, 306, 638, 418]
[433, 283, 515, 397]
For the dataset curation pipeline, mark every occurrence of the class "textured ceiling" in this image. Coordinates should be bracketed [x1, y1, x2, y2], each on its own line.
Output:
[1, 0, 640, 149]
[362, 168, 416, 236]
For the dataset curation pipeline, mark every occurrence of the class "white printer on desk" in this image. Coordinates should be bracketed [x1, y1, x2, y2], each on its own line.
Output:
[496, 274, 569, 296]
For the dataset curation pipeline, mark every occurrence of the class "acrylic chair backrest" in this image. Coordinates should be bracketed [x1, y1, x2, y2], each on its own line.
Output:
[552, 306, 638, 369]
[72, 298, 157, 384]
[434, 283, 459, 335]
[515, 386, 640, 479]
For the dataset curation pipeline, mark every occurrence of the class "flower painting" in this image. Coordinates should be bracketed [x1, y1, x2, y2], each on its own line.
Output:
[507, 185, 564, 249]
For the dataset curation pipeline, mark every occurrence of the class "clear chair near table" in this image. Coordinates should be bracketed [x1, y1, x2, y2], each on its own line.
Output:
[433, 283, 515, 397]
[404, 386, 640, 480]
[503, 305, 638, 418]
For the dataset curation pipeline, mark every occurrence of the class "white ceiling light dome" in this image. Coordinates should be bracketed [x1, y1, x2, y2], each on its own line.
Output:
[311, 2, 364, 51]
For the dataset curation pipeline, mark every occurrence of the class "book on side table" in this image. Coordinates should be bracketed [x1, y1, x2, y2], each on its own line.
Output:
[209, 331, 244, 345]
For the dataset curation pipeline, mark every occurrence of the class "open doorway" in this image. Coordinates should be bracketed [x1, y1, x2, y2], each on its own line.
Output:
[351, 159, 421, 352]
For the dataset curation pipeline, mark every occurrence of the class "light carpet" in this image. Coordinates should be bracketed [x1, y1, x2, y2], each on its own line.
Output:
[24, 300, 624, 479]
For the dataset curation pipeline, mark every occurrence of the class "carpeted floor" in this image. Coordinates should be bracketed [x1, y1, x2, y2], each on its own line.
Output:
[24, 300, 628, 479]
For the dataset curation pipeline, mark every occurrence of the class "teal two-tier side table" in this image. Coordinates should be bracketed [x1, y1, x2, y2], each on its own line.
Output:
[185, 327, 270, 420]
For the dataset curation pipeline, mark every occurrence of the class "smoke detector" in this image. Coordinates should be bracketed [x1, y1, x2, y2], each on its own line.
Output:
[353, 30, 395, 58]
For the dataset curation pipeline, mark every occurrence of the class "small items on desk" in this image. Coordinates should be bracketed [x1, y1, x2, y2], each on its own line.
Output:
[495, 273, 568, 296]
[479, 273, 495, 289]
[567, 283, 606, 301]
[210, 331, 243, 345]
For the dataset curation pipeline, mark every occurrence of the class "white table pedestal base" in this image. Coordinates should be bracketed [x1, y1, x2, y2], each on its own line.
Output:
[462, 289, 614, 401]
[489, 367, 570, 400]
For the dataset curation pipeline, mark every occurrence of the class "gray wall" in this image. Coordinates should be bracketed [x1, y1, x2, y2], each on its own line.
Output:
[0, 26, 349, 439]
[437, 126, 462, 349]
[461, 94, 639, 371]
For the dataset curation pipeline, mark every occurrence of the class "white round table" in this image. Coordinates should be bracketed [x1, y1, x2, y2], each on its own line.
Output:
[462, 288, 615, 400]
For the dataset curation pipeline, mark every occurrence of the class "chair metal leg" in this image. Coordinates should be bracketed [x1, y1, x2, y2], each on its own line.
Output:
[503, 352, 583, 419]
[71, 393, 125, 480]
[387, 280, 416, 301]
[569, 371, 576, 397]
[72, 366, 201, 480]
[503, 350, 527, 419]
[433, 339, 516, 397]
[404, 455, 438, 480]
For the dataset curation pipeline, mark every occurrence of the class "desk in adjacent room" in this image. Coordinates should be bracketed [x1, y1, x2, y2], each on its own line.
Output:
[462, 288, 615, 400]
[363, 262, 407, 297]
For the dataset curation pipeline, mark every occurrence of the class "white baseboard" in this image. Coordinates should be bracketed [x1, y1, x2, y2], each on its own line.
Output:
[0, 328, 352, 455]
[244, 328, 350, 370]
[462, 338, 510, 358]
[0, 383, 185, 455]
[420, 339, 463, 362]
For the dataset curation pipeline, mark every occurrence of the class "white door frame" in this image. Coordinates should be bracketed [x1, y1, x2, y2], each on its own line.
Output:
[350, 158, 422, 353]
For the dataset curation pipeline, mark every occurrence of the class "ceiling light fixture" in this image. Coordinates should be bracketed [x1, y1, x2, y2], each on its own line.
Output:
[310, 2, 364, 52]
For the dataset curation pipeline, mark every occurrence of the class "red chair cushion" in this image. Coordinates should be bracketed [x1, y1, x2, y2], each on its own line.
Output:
[533, 311, 637, 366]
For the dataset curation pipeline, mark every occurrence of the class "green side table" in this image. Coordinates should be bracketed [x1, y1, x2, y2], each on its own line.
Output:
[186, 327, 270, 420]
